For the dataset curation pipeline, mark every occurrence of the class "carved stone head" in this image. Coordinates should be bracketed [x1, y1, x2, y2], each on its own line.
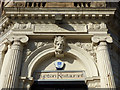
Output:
[54, 36, 65, 56]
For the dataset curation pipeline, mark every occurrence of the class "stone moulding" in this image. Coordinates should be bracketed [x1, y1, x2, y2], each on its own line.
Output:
[21, 44, 98, 78]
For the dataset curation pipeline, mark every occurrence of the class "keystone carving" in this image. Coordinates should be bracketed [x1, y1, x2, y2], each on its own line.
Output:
[54, 36, 65, 58]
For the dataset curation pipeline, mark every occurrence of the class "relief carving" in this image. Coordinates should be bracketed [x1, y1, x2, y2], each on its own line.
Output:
[87, 22, 107, 30]
[12, 22, 34, 30]
[20, 24, 26, 29]
[13, 22, 19, 29]
[26, 49, 32, 56]
[24, 41, 49, 59]
[34, 42, 46, 48]
[54, 36, 65, 58]
[75, 42, 97, 62]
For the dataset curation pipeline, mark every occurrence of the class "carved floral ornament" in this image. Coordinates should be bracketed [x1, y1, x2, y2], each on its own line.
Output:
[12, 22, 34, 30]
[24, 41, 49, 57]
[12, 22, 107, 31]
[87, 22, 107, 30]
[75, 42, 97, 62]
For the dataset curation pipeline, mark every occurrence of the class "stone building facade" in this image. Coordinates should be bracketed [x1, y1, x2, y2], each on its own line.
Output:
[0, 1, 120, 89]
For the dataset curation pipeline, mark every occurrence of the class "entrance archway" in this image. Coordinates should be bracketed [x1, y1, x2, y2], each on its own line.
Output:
[20, 44, 99, 88]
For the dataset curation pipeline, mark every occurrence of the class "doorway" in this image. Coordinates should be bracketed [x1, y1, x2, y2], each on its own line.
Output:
[31, 81, 88, 90]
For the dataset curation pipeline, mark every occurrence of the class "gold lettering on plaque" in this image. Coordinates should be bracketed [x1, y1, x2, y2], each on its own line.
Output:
[33, 71, 85, 81]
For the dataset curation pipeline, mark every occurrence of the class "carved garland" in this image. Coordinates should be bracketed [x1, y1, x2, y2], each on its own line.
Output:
[75, 42, 97, 62]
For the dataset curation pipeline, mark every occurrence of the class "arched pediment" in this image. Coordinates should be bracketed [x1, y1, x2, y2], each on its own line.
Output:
[21, 43, 98, 78]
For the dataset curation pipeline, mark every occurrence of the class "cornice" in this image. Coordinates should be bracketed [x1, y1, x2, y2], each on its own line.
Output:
[4, 7, 116, 20]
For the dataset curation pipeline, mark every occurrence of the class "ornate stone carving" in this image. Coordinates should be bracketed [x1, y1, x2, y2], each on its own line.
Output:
[91, 35, 113, 43]
[26, 49, 32, 56]
[13, 22, 19, 29]
[100, 22, 107, 29]
[34, 42, 44, 48]
[20, 24, 26, 29]
[26, 22, 32, 29]
[24, 41, 49, 58]
[7, 35, 29, 44]
[91, 2, 106, 7]
[12, 22, 34, 30]
[54, 36, 65, 58]
[75, 42, 97, 62]
[87, 23, 94, 29]
[87, 22, 107, 30]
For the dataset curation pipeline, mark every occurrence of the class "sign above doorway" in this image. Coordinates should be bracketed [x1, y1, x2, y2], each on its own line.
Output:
[33, 70, 86, 81]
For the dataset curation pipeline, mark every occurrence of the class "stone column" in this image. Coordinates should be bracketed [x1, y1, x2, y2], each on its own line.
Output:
[92, 35, 116, 88]
[0, 43, 8, 73]
[0, 40, 10, 89]
[0, 36, 29, 89]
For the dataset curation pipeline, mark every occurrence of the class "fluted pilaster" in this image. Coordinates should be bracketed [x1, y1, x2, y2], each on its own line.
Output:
[92, 35, 116, 88]
[0, 44, 12, 89]
[0, 35, 29, 89]
[0, 42, 8, 73]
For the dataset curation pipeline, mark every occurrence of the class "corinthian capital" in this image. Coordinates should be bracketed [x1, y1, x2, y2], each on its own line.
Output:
[91, 35, 113, 43]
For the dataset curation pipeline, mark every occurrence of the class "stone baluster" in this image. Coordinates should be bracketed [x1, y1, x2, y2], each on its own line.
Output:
[27, 3, 29, 7]
[81, 3, 84, 7]
[92, 35, 116, 88]
[0, 36, 29, 89]
[36, 3, 39, 7]
[31, 2, 34, 7]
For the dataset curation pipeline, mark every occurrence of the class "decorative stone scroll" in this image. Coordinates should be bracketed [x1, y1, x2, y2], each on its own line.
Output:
[7, 35, 29, 44]
[91, 35, 113, 44]
[54, 36, 65, 58]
